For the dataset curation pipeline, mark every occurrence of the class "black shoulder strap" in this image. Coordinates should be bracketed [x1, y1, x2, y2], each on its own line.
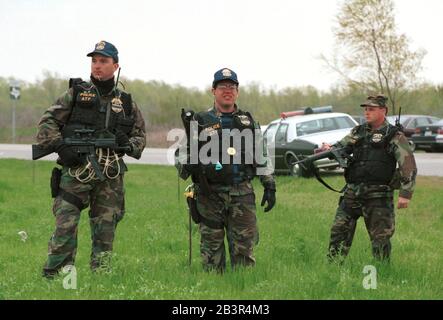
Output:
[354, 124, 366, 135]
[66, 78, 95, 125]
[385, 124, 400, 141]
[68, 78, 92, 106]
[69, 78, 84, 89]
[244, 110, 255, 122]
[196, 110, 217, 125]
[119, 91, 133, 117]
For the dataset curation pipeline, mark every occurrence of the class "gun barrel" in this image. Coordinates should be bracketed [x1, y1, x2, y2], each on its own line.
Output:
[292, 146, 349, 167]
[293, 149, 334, 166]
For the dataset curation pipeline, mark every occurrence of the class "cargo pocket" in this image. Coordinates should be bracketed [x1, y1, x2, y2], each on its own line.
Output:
[115, 189, 125, 224]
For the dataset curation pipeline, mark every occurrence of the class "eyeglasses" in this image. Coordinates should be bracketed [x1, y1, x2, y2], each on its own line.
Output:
[216, 84, 238, 90]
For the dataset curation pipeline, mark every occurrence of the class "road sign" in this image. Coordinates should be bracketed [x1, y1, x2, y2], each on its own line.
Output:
[9, 86, 21, 100]
[9, 80, 21, 143]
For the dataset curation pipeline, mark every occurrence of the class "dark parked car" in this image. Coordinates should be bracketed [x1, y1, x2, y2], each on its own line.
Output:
[386, 115, 440, 138]
[411, 119, 443, 152]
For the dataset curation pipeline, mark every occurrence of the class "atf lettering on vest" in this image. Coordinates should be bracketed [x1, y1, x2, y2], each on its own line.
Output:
[62, 78, 135, 139]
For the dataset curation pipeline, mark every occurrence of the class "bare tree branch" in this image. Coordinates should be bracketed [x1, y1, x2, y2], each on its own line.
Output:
[322, 0, 425, 113]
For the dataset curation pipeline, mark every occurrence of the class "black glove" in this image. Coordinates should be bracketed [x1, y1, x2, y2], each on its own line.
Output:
[56, 144, 82, 167]
[115, 130, 132, 152]
[261, 188, 276, 212]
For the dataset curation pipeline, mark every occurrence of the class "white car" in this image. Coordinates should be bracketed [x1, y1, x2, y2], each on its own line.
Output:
[264, 108, 358, 177]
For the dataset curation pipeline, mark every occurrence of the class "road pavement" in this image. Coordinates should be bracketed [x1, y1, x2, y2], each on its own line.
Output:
[0, 144, 441, 177]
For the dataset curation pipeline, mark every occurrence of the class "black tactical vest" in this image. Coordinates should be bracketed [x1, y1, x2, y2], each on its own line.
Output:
[194, 108, 259, 184]
[345, 124, 399, 185]
[62, 78, 135, 138]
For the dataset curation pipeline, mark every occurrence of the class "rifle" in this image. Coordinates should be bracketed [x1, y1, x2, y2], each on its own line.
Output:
[291, 146, 352, 193]
[179, 109, 213, 194]
[395, 107, 403, 131]
[32, 129, 131, 181]
[291, 146, 352, 170]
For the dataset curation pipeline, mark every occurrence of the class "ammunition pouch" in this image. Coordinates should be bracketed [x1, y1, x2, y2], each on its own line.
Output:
[50, 167, 62, 198]
[115, 197, 125, 224]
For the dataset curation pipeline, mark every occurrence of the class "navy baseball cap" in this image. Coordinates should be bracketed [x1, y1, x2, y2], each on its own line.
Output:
[212, 68, 239, 88]
[87, 40, 119, 63]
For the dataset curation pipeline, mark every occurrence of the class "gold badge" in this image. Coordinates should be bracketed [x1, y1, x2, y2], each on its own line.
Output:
[372, 133, 383, 143]
[111, 97, 123, 113]
[227, 147, 236, 156]
[238, 115, 251, 126]
[204, 127, 217, 136]
[96, 41, 106, 50]
[222, 69, 232, 77]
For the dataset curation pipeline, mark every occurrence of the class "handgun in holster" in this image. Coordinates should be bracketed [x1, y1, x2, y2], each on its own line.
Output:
[50, 167, 62, 198]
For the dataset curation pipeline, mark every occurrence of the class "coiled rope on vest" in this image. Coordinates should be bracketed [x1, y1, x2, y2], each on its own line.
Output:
[68, 148, 122, 183]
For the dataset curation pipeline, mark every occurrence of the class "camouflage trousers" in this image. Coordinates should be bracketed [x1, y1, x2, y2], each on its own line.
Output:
[43, 167, 125, 275]
[328, 193, 395, 261]
[196, 181, 258, 272]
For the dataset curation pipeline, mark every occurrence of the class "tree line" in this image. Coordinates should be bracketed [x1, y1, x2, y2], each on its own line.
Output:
[1, 73, 443, 146]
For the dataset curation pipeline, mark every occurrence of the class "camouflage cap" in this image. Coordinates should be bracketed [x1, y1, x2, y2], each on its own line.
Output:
[87, 40, 119, 63]
[360, 94, 388, 108]
[212, 68, 239, 88]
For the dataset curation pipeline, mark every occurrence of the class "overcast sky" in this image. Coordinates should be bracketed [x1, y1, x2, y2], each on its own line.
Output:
[1, 0, 442, 91]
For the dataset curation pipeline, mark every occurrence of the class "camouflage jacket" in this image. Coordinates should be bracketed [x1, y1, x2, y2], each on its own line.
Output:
[36, 85, 146, 160]
[337, 119, 417, 199]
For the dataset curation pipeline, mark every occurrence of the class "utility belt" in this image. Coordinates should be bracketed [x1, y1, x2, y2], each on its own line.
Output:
[344, 183, 394, 199]
[200, 163, 255, 185]
[207, 175, 251, 185]
[50, 165, 126, 211]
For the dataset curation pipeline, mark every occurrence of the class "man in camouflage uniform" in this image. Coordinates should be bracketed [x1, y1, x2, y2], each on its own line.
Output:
[324, 95, 417, 262]
[176, 68, 276, 272]
[36, 41, 146, 277]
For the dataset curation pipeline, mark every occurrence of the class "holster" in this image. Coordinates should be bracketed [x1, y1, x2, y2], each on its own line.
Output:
[186, 196, 201, 224]
[50, 167, 62, 198]
[184, 184, 224, 229]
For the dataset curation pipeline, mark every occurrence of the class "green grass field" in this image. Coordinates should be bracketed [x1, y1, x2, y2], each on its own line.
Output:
[0, 159, 442, 300]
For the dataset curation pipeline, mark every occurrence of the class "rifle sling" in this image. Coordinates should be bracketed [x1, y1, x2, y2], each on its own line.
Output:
[312, 168, 346, 193]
